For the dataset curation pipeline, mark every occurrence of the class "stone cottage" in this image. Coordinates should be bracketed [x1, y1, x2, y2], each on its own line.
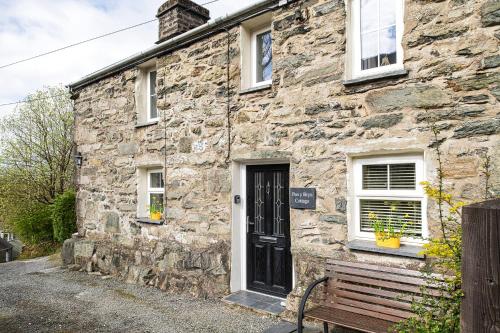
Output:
[68, 0, 499, 313]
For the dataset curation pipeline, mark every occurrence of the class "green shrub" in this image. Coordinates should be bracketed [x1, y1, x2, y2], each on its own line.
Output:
[12, 203, 54, 244]
[52, 190, 76, 243]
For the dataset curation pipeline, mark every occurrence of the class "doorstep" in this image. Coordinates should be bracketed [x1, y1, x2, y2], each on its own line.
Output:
[223, 290, 286, 315]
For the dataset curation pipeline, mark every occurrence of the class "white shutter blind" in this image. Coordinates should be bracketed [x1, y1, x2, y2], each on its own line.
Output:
[360, 199, 422, 236]
[362, 163, 416, 190]
[362, 165, 387, 189]
[389, 164, 415, 189]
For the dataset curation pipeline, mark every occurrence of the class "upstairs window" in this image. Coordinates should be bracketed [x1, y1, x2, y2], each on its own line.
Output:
[352, 155, 426, 243]
[350, 0, 404, 79]
[135, 60, 157, 126]
[252, 27, 272, 86]
[147, 70, 158, 121]
[240, 13, 273, 91]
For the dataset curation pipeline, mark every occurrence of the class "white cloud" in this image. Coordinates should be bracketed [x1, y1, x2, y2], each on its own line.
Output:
[0, 0, 261, 117]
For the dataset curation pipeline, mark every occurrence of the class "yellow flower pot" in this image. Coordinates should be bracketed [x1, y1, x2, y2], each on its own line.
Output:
[150, 212, 162, 221]
[375, 232, 401, 249]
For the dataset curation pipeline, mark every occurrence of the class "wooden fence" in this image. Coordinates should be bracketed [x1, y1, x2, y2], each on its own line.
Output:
[461, 199, 500, 332]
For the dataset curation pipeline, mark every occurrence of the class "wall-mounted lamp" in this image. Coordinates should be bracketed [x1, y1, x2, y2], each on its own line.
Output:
[74, 152, 83, 167]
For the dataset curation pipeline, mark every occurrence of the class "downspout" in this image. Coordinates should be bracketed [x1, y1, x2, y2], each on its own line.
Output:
[163, 70, 168, 222]
[69, 88, 82, 236]
[224, 28, 232, 165]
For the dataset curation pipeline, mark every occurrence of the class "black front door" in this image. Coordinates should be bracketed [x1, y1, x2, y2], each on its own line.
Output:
[246, 164, 292, 297]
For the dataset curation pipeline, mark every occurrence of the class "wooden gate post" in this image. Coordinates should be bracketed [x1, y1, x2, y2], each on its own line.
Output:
[461, 199, 500, 333]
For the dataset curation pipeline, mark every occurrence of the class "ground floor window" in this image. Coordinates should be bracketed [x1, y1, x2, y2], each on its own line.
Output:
[352, 154, 426, 242]
[145, 169, 164, 219]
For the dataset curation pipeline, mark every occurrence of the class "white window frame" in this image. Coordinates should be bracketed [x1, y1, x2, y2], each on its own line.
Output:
[350, 0, 405, 79]
[147, 69, 158, 122]
[147, 169, 164, 216]
[251, 26, 272, 88]
[352, 154, 427, 244]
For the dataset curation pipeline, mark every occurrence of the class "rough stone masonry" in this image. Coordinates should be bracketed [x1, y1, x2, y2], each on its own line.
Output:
[68, 0, 500, 313]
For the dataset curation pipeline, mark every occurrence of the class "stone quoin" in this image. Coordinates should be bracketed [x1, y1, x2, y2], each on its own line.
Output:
[68, 0, 499, 314]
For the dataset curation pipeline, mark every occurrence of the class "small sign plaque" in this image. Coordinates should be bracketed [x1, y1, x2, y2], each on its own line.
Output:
[290, 188, 316, 209]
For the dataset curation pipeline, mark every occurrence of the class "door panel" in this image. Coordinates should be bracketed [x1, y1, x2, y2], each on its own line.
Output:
[254, 244, 266, 284]
[246, 164, 292, 297]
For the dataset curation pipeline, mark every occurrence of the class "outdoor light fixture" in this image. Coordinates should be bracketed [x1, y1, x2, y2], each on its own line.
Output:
[74, 152, 83, 167]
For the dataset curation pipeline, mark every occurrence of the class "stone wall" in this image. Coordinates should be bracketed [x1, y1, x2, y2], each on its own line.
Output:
[72, 0, 500, 310]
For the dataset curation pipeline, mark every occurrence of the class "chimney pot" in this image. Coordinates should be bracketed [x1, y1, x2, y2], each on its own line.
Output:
[156, 0, 210, 44]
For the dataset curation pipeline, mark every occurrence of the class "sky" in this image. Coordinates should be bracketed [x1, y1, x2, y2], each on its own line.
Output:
[0, 0, 261, 118]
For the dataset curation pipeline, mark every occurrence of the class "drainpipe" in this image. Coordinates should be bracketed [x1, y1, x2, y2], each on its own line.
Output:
[163, 72, 168, 222]
[224, 27, 232, 165]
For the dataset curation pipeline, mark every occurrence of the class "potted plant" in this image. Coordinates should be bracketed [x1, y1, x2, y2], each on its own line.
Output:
[148, 198, 164, 221]
[368, 211, 408, 249]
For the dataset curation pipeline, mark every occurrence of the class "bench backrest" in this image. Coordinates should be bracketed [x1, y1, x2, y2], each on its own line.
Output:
[324, 259, 445, 323]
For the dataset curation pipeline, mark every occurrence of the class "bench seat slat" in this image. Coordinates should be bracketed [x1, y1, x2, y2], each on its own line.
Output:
[332, 296, 415, 319]
[335, 281, 424, 303]
[333, 289, 413, 311]
[329, 303, 404, 323]
[305, 306, 396, 333]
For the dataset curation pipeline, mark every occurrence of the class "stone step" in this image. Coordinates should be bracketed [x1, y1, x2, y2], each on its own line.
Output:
[223, 290, 286, 315]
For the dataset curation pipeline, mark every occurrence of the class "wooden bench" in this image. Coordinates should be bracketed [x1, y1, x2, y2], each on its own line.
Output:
[298, 259, 445, 333]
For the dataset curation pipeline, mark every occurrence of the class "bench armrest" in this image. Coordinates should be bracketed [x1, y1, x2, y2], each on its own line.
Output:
[297, 276, 329, 333]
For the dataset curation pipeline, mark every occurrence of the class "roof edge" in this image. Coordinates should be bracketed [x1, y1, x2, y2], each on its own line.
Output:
[69, 0, 290, 92]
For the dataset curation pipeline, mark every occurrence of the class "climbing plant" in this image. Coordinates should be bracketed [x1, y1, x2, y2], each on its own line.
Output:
[396, 125, 495, 333]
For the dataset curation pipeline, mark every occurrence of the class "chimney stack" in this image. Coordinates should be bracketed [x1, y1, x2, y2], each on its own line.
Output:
[156, 0, 210, 44]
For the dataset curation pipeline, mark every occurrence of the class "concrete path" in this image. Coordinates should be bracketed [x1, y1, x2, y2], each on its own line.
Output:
[0, 257, 283, 333]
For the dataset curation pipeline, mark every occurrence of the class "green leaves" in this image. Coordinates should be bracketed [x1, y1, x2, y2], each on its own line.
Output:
[0, 86, 75, 244]
[52, 190, 76, 243]
[0, 86, 74, 205]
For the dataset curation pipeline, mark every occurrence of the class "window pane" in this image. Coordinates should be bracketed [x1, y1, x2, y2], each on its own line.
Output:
[149, 71, 156, 94]
[150, 96, 157, 119]
[360, 0, 398, 72]
[256, 31, 272, 82]
[379, 0, 396, 27]
[360, 199, 422, 237]
[149, 193, 164, 211]
[362, 164, 388, 189]
[389, 163, 416, 189]
[361, 31, 378, 70]
[149, 71, 157, 119]
[361, 0, 378, 33]
[150, 172, 164, 189]
[379, 26, 397, 67]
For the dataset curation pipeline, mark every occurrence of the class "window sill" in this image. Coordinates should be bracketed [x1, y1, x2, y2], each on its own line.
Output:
[347, 239, 424, 259]
[239, 84, 272, 95]
[135, 120, 159, 129]
[343, 69, 408, 86]
[136, 217, 164, 225]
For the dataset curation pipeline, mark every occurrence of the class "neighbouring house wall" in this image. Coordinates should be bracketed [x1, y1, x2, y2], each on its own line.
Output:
[72, 0, 499, 308]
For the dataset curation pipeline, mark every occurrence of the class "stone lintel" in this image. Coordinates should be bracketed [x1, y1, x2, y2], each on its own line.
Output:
[231, 150, 292, 163]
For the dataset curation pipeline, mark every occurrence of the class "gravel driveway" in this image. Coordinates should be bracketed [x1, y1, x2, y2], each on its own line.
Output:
[0, 257, 281, 333]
